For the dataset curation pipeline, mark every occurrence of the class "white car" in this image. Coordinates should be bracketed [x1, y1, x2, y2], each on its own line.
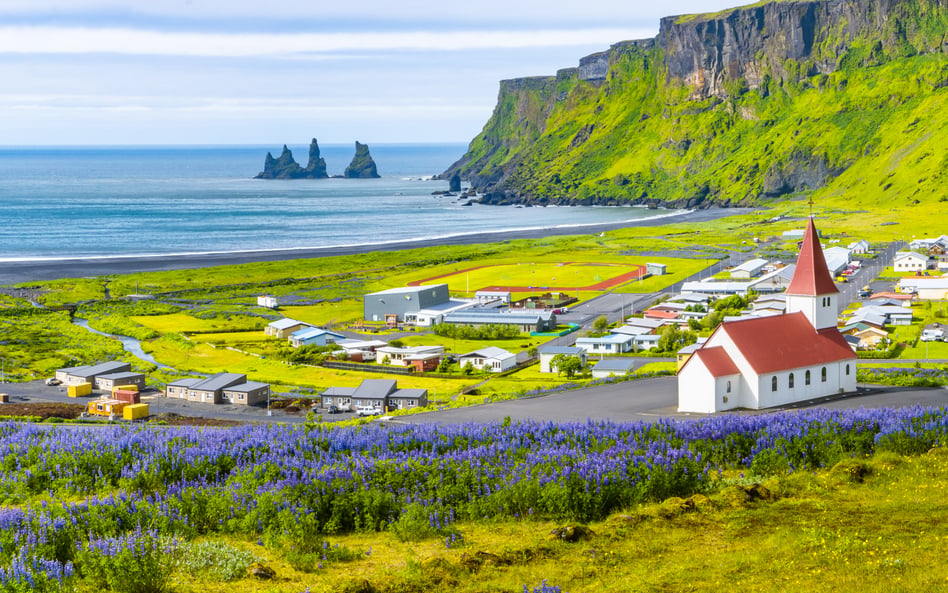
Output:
[356, 405, 382, 417]
[45, 378, 62, 386]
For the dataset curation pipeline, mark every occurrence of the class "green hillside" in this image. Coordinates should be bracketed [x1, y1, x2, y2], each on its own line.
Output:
[448, 0, 948, 211]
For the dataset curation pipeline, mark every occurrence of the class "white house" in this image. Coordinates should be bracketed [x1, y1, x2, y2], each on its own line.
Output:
[592, 358, 637, 378]
[894, 252, 930, 273]
[575, 333, 636, 355]
[847, 239, 870, 254]
[257, 295, 278, 309]
[376, 345, 445, 366]
[899, 277, 948, 300]
[458, 347, 517, 373]
[265, 318, 312, 339]
[538, 346, 587, 373]
[678, 218, 857, 413]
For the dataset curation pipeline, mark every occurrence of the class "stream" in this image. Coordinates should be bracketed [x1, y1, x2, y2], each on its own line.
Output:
[72, 317, 173, 370]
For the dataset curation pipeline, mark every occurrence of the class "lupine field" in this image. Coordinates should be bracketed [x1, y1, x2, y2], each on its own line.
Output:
[3, 405, 948, 592]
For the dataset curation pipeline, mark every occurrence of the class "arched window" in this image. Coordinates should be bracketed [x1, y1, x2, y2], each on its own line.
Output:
[772, 376, 778, 392]
[726, 380, 732, 393]
[789, 373, 795, 388]
[821, 367, 827, 382]
[805, 370, 811, 385]
[846, 364, 850, 375]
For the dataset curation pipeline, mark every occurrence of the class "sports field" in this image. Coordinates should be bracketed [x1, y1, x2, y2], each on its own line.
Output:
[408, 261, 646, 294]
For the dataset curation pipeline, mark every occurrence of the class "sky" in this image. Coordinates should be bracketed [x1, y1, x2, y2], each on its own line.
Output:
[0, 1, 739, 145]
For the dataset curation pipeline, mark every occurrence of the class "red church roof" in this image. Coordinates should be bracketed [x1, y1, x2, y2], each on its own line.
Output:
[719, 312, 855, 374]
[692, 347, 740, 377]
[785, 218, 838, 296]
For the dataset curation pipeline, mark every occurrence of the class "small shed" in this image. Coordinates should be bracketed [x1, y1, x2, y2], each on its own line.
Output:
[646, 263, 666, 276]
[591, 358, 636, 378]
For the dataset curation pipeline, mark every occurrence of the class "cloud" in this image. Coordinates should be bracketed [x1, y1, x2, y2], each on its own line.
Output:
[0, 26, 654, 57]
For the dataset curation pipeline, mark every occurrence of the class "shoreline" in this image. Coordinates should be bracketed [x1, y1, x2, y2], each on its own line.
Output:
[0, 207, 754, 285]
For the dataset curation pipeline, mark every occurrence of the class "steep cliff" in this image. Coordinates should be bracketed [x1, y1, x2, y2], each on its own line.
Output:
[448, 0, 948, 207]
[255, 138, 329, 179]
[344, 142, 380, 179]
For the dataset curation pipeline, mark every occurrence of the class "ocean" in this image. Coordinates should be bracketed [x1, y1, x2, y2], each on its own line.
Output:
[0, 144, 685, 261]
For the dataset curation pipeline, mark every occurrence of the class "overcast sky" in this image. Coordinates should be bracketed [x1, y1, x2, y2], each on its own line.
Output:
[0, 1, 739, 145]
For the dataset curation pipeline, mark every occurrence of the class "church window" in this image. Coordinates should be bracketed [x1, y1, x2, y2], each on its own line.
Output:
[821, 367, 827, 382]
[846, 364, 850, 375]
[789, 373, 795, 388]
[805, 370, 811, 385]
[771, 376, 778, 392]
[726, 380, 731, 393]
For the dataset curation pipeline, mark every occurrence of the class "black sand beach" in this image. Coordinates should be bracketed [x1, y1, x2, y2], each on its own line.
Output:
[0, 208, 753, 285]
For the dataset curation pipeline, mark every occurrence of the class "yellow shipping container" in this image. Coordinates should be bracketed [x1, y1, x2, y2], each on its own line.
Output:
[68, 383, 93, 398]
[87, 399, 127, 417]
[123, 404, 149, 421]
[114, 384, 139, 393]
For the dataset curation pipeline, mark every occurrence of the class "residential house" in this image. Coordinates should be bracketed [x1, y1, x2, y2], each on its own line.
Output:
[847, 240, 870, 255]
[749, 264, 796, 293]
[406, 299, 479, 327]
[334, 338, 388, 362]
[55, 361, 132, 387]
[678, 218, 857, 413]
[288, 327, 346, 348]
[680, 279, 755, 297]
[221, 381, 270, 406]
[592, 358, 637, 378]
[676, 338, 708, 370]
[894, 252, 930, 273]
[632, 334, 662, 351]
[375, 345, 444, 367]
[899, 277, 948, 301]
[850, 304, 913, 326]
[538, 346, 587, 373]
[851, 326, 889, 350]
[575, 333, 635, 355]
[166, 372, 248, 404]
[266, 318, 312, 339]
[752, 294, 787, 316]
[621, 317, 668, 333]
[458, 347, 517, 373]
[94, 371, 146, 392]
[320, 379, 428, 412]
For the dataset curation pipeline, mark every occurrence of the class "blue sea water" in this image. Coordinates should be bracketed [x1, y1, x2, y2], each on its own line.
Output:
[0, 144, 684, 261]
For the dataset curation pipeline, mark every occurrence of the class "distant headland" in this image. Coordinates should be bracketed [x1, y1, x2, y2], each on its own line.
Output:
[255, 139, 380, 179]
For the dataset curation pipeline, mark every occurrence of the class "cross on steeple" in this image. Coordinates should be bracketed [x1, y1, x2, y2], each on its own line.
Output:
[807, 195, 814, 218]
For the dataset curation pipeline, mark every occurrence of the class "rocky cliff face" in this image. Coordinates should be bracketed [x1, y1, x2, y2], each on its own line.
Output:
[660, 0, 944, 99]
[344, 142, 380, 179]
[447, 0, 948, 207]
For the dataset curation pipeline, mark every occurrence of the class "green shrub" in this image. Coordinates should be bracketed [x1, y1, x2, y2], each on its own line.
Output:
[176, 540, 260, 582]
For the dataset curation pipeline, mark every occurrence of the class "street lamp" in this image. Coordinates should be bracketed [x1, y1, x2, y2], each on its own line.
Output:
[267, 387, 272, 417]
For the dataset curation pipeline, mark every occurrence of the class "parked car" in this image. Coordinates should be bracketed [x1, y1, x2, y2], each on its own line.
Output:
[45, 378, 61, 386]
[356, 405, 382, 417]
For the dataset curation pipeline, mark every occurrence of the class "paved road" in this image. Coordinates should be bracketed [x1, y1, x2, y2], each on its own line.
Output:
[835, 241, 903, 311]
[397, 376, 948, 425]
[0, 381, 311, 425]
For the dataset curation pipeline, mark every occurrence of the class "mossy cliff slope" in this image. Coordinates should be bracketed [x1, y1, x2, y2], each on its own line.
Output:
[446, 0, 948, 208]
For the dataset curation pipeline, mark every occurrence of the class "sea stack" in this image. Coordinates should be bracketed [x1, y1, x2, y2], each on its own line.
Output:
[255, 138, 328, 179]
[344, 141, 380, 179]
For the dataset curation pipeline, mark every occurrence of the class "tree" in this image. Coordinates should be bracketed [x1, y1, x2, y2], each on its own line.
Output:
[462, 361, 475, 375]
[551, 354, 585, 379]
[388, 339, 405, 348]
[593, 315, 610, 334]
[436, 357, 453, 373]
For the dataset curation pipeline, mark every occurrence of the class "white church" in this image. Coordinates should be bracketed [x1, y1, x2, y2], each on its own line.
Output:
[678, 218, 857, 413]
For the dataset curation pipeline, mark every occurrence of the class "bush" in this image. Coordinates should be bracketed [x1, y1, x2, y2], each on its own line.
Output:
[176, 540, 260, 582]
[76, 528, 174, 593]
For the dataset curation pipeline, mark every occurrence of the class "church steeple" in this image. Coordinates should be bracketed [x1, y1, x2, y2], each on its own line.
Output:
[785, 218, 839, 330]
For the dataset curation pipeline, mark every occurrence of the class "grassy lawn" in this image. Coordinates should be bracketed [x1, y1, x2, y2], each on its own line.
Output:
[612, 256, 712, 293]
[278, 300, 364, 327]
[132, 312, 264, 333]
[396, 333, 546, 356]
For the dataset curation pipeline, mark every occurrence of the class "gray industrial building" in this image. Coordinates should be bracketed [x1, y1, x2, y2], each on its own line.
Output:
[363, 284, 451, 323]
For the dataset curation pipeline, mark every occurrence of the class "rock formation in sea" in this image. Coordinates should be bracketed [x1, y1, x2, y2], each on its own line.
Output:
[255, 138, 329, 179]
[449, 172, 462, 192]
[343, 142, 380, 179]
